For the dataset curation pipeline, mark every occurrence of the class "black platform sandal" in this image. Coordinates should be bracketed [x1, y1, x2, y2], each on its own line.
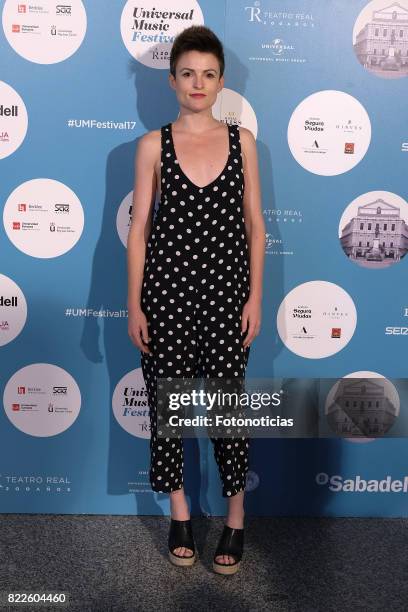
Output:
[168, 519, 197, 567]
[213, 525, 244, 575]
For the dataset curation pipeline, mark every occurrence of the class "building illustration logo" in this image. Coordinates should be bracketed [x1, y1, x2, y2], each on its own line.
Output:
[339, 194, 408, 269]
[353, 1, 408, 79]
[326, 378, 398, 438]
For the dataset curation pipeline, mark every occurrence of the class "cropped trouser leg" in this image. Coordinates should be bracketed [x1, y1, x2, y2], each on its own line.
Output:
[141, 302, 198, 494]
[141, 292, 250, 498]
[195, 293, 251, 498]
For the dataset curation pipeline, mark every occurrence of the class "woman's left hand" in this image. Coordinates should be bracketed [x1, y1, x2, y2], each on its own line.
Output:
[241, 296, 262, 348]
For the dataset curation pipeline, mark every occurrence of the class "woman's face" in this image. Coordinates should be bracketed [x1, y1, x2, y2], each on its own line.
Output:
[169, 50, 224, 112]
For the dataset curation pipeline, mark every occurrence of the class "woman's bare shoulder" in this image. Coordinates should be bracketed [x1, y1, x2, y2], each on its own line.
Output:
[237, 126, 256, 160]
[138, 128, 161, 152]
[238, 125, 255, 145]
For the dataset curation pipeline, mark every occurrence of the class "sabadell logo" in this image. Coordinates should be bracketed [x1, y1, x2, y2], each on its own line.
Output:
[316, 472, 408, 493]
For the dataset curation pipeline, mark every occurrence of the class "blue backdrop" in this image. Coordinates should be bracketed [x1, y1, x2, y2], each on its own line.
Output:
[1, 0, 407, 517]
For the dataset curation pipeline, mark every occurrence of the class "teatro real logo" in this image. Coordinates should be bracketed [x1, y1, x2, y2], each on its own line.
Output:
[244, 3, 315, 28]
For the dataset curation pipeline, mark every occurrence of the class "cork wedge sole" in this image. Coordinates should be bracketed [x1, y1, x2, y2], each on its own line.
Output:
[213, 558, 241, 575]
[169, 549, 197, 567]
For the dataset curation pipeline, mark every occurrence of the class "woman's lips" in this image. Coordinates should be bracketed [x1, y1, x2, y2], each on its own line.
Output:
[190, 94, 206, 98]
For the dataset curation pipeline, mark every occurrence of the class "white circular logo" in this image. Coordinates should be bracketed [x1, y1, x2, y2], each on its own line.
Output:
[116, 191, 133, 248]
[353, 0, 408, 80]
[3, 363, 81, 437]
[338, 190, 408, 269]
[0, 274, 27, 346]
[120, 0, 204, 69]
[2, 0, 87, 64]
[212, 87, 258, 139]
[112, 368, 150, 439]
[0, 80, 28, 159]
[287, 90, 371, 175]
[325, 371, 400, 443]
[277, 281, 357, 359]
[3, 178, 84, 258]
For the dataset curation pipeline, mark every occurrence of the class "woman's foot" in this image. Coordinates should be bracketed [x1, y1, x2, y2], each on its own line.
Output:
[214, 490, 245, 566]
[213, 522, 244, 575]
[214, 514, 244, 565]
[170, 488, 194, 558]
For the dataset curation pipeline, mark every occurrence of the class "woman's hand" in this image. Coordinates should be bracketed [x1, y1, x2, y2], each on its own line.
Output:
[241, 296, 262, 348]
[128, 306, 152, 354]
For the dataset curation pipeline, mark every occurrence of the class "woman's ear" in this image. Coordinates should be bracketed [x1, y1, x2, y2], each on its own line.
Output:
[168, 73, 176, 91]
[218, 74, 225, 93]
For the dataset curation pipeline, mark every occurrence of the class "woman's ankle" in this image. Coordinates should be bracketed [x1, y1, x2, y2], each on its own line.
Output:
[226, 510, 245, 529]
[170, 489, 190, 520]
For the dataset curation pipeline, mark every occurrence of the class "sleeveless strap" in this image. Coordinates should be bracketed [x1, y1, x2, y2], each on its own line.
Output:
[160, 124, 173, 200]
[229, 123, 244, 185]
[229, 123, 242, 157]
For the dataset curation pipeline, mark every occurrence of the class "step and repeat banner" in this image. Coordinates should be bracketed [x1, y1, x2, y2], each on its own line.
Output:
[1, 0, 408, 517]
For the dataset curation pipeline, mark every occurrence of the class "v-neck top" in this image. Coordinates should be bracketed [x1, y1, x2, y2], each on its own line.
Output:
[143, 121, 249, 291]
[168, 122, 232, 191]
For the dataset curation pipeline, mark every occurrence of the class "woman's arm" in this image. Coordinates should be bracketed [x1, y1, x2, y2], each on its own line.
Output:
[240, 126, 266, 347]
[127, 130, 160, 353]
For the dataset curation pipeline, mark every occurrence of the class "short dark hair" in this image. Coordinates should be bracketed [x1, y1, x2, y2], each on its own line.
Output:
[170, 25, 225, 78]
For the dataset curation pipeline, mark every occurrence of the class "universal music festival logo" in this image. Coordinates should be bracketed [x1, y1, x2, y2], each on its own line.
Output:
[121, 385, 150, 433]
[123, 386, 147, 409]
[129, 5, 196, 59]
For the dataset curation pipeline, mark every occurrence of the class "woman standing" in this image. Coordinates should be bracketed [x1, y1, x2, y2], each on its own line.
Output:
[127, 25, 265, 575]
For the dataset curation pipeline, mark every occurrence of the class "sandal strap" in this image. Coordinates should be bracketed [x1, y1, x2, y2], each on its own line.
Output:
[168, 519, 195, 554]
[214, 525, 244, 562]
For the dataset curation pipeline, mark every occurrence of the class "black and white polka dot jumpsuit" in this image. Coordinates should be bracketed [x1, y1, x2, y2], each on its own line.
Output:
[140, 122, 251, 497]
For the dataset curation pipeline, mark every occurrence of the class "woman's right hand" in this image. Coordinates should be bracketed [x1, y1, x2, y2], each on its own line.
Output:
[128, 307, 152, 354]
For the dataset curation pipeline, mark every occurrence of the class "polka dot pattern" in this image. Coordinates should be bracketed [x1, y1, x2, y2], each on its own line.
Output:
[140, 123, 251, 498]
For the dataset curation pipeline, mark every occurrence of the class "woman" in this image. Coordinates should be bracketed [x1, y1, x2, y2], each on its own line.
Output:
[127, 25, 265, 575]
